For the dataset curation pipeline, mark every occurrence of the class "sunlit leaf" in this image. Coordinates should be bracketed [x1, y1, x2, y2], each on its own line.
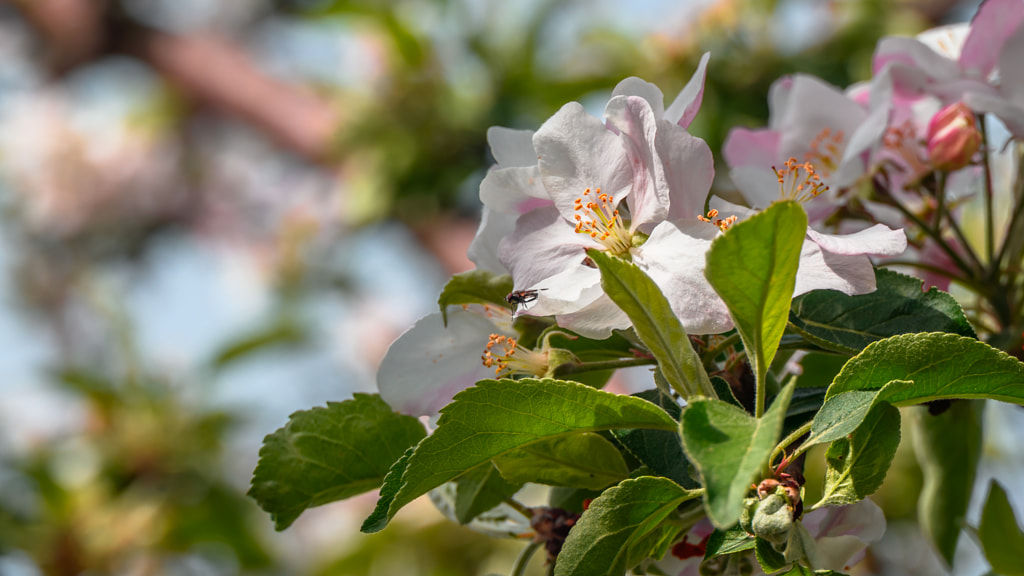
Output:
[249, 394, 426, 530]
[789, 269, 975, 354]
[437, 270, 514, 324]
[588, 249, 711, 398]
[554, 476, 700, 576]
[362, 378, 677, 532]
[816, 402, 900, 508]
[705, 201, 805, 405]
[680, 382, 795, 528]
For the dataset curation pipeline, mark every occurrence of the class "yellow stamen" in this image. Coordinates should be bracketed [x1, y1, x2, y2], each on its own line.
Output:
[572, 187, 632, 256]
[697, 208, 738, 231]
[772, 158, 829, 204]
[804, 128, 844, 176]
[481, 334, 548, 378]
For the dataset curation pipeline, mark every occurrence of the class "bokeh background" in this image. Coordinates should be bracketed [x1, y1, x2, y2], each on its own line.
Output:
[0, 1, 1020, 575]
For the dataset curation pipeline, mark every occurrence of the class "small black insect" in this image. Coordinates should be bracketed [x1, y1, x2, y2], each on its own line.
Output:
[505, 289, 544, 313]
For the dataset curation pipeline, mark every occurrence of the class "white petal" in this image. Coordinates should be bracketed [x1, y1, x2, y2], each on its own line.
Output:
[730, 165, 782, 210]
[377, 308, 507, 417]
[804, 499, 887, 572]
[554, 293, 632, 340]
[520, 266, 604, 318]
[805, 224, 907, 256]
[534, 102, 632, 223]
[611, 77, 666, 120]
[660, 123, 715, 222]
[635, 221, 733, 335]
[498, 206, 595, 291]
[467, 206, 514, 274]
[479, 165, 550, 214]
[795, 240, 875, 296]
[486, 126, 536, 168]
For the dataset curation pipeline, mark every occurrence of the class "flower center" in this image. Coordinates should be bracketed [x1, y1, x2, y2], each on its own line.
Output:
[773, 157, 829, 204]
[698, 209, 737, 231]
[883, 120, 930, 179]
[803, 127, 844, 177]
[573, 187, 632, 256]
[481, 334, 548, 378]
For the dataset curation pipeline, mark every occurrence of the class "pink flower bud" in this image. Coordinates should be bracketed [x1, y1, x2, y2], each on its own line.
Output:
[926, 102, 981, 171]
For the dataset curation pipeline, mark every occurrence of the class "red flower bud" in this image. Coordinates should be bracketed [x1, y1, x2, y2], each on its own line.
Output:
[926, 102, 981, 171]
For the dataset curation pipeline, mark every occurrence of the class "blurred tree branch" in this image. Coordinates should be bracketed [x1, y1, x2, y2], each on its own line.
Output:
[9, 0, 343, 164]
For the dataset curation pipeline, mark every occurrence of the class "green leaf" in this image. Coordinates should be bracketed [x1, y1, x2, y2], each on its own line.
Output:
[815, 402, 900, 508]
[362, 378, 678, 532]
[587, 249, 713, 398]
[755, 537, 789, 574]
[912, 400, 984, 567]
[779, 565, 848, 576]
[494, 432, 630, 490]
[680, 381, 796, 529]
[452, 461, 522, 524]
[825, 333, 1024, 402]
[613, 390, 698, 489]
[704, 527, 755, 558]
[789, 269, 975, 354]
[979, 480, 1024, 576]
[437, 270, 514, 324]
[249, 394, 426, 530]
[553, 476, 700, 576]
[807, 333, 1024, 447]
[705, 201, 806, 412]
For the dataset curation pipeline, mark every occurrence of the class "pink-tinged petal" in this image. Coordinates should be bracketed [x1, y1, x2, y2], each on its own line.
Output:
[964, 92, 1024, 138]
[552, 294, 632, 340]
[467, 206, 514, 274]
[833, 104, 889, 188]
[605, 95, 670, 228]
[611, 77, 666, 120]
[635, 221, 733, 335]
[960, 0, 1024, 78]
[997, 24, 1024, 102]
[873, 36, 961, 80]
[660, 123, 715, 221]
[777, 75, 867, 161]
[486, 126, 536, 167]
[665, 51, 711, 129]
[730, 165, 782, 210]
[723, 128, 781, 170]
[806, 224, 907, 256]
[479, 165, 549, 214]
[377, 307, 507, 417]
[804, 499, 887, 572]
[534, 102, 632, 223]
[498, 206, 595, 292]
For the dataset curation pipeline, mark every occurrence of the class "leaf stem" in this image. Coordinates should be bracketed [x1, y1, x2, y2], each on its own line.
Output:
[701, 333, 741, 367]
[979, 117, 996, 264]
[504, 498, 533, 519]
[889, 192, 980, 279]
[510, 541, 543, 576]
[552, 356, 657, 377]
[770, 420, 814, 468]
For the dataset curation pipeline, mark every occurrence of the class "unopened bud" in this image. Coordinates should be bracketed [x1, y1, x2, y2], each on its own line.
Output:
[926, 102, 981, 171]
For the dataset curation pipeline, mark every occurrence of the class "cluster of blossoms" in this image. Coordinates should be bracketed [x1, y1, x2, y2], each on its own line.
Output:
[367, 0, 1024, 573]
